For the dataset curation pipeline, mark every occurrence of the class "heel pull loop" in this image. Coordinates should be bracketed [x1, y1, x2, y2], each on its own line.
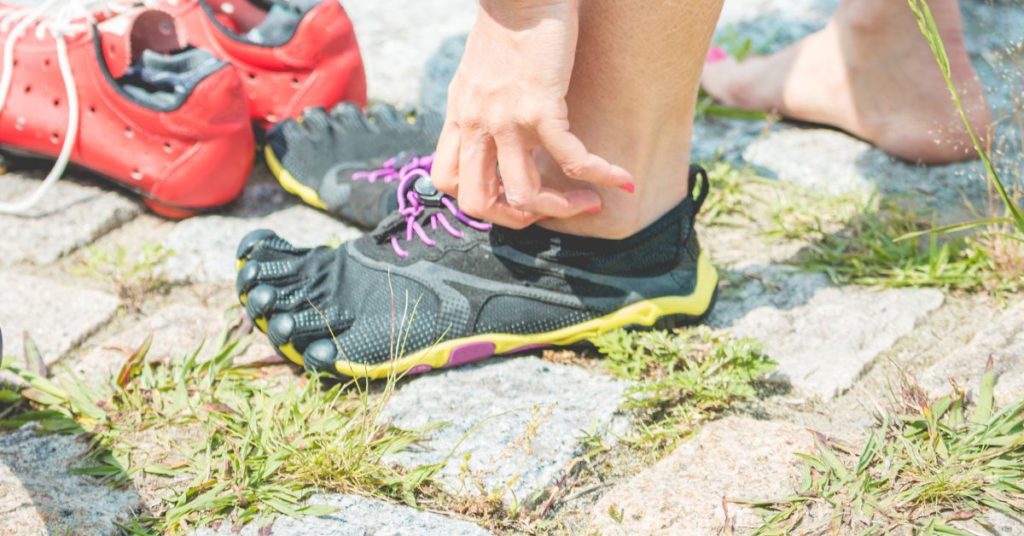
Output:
[688, 165, 710, 212]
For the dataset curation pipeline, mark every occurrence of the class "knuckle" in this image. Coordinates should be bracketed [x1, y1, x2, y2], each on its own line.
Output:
[455, 115, 484, 132]
[504, 189, 537, 210]
[560, 159, 587, 178]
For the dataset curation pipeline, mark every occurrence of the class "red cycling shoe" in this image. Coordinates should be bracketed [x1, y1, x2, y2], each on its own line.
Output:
[0, 3, 254, 219]
[160, 0, 367, 127]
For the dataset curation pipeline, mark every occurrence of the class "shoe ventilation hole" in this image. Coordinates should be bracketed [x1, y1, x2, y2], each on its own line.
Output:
[50, 132, 59, 144]
[88, 105, 96, 114]
[43, 58, 50, 68]
[52, 98, 60, 107]
[11, 59, 16, 67]
[248, 73, 256, 81]
[23, 85, 30, 94]
[131, 169, 142, 181]
[124, 127, 134, 139]
[163, 142, 173, 153]
[291, 77, 300, 86]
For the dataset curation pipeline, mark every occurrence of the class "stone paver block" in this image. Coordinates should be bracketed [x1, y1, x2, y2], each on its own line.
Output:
[954, 511, 1024, 536]
[712, 266, 944, 400]
[0, 424, 141, 535]
[742, 128, 987, 215]
[591, 417, 814, 536]
[161, 185, 362, 284]
[345, 0, 476, 106]
[920, 300, 1024, 406]
[0, 272, 120, 365]
[0, 172, 139, 266]
[383, 357, 628, 503]
[69, 303, 275, 382]
[194, 494, 490, 536]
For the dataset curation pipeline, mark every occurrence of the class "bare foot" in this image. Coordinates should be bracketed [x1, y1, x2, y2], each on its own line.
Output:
[702, 0, 992, 164]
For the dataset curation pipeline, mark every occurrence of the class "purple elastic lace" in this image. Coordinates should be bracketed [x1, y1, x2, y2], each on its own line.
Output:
[388, 155, 492, 258]
[352, 154, 431, 183]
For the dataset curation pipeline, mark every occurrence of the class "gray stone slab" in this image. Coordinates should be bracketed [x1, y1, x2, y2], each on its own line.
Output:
[741, 127, 989, 220]
[712, 265, 944, 400]
[591, 417, 814, 536]
[194, 494, 490, 536]
[382, 357, 627, 503]
[0, 172, 140, 267]
[954, 511, 1024, 536]
[160, 184, 362, 284]
[0, 424, 141, 535]
[919, 300, 1024, 406]
[0, 272, 120, 365]
[344, 0, 476, 106]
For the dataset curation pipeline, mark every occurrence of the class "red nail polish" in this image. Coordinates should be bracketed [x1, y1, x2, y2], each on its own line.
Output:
[585, 205, 602, 214]
[706, 47, 727, 64]
[619, 182, 636, 194]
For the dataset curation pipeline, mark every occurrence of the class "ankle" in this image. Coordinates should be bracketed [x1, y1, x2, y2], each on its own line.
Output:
[533, 140, 693, 240]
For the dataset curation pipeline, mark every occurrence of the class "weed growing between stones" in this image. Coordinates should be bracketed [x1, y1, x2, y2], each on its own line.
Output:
[592, 327, 777, 453]
[696, 159, 1024, 294]
[794, 201, 1024, 294]
[0, 324, 441, 534]
[699, 161, 771, 227]
[75, 244, 175, 312]
[504, 328, 777, 533]
[751, 367, 1024, 534]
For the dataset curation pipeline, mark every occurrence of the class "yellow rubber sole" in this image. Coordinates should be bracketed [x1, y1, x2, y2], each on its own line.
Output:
[265, 144, 328, 210]
[240, 250, 718, 378]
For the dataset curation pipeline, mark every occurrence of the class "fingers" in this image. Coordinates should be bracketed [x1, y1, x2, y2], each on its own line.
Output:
[456, 133, 540, 229]
[496, 136, 602, 219]
[430, 120, 460, 197]
[537, 119, 634, 191]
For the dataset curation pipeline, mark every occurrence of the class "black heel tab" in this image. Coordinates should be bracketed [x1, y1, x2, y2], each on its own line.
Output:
[688, 165, 709, 213]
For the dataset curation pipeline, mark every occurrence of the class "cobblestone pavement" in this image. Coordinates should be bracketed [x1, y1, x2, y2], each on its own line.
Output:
[1, 0, 1022, 534]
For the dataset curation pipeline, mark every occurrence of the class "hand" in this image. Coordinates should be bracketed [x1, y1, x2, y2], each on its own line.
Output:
[431, 0, 634, 229]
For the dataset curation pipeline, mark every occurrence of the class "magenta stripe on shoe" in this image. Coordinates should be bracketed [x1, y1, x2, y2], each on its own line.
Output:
[408, 364, 433, 375]
[446, 342, 496, 368]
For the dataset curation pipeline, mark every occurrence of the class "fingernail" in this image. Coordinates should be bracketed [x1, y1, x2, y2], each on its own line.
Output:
[585, 205, 602, 214]
[706, 47, 727, 64]
[619, 182, 636, 194]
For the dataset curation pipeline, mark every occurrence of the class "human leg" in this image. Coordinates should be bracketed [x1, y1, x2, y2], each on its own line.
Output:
[702, 0, 991, 164]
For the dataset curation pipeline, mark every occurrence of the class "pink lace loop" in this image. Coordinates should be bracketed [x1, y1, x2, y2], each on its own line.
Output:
[353, 154, 433, 184]
[387, 154, 492, 258]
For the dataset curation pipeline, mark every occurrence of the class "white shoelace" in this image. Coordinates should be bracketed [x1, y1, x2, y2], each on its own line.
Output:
[0, 0, 136, 215]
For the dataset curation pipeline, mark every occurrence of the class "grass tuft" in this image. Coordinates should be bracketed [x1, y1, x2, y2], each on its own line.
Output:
[592, 326, 777, 452]
[75, 244, 175, 312]
[1, 325, 436, 534]
[752, 367, 1024, 534]
[793, 201, 1024, 293]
